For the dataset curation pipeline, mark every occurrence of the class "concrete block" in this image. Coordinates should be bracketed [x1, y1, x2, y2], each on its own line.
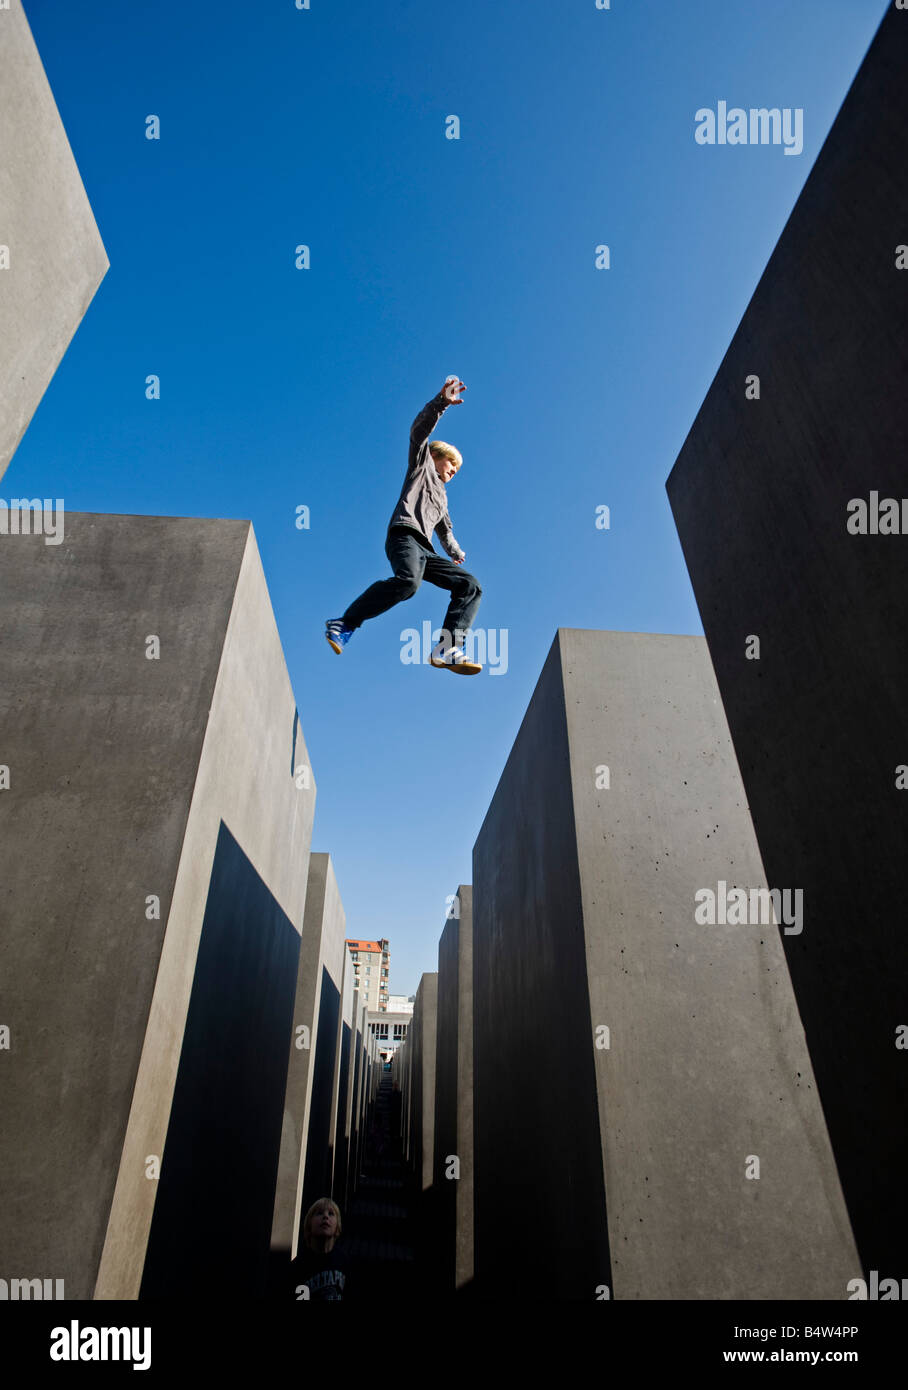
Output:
[472, 629, 858, 1300]
[272, 852, 346, 1263]
[666, 6, 908, 1274]
[340, 996, 367, 1212]
[434, 887, 474, 1290]
[0, 1, 108, 482]
[345, 1007, 365, 1210]
[328, 960, 358, 1211]
[333, 955, 355, 1202]
[140, 823, 300, 1299]
[409, 974, 438, 1193]
[0, 513, 315, 1298]
[399, 1034, 412, 1160]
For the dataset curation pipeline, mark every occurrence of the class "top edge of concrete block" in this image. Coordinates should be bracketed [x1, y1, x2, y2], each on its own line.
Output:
[6, 510, 256, 529]
[664, 4, 895, 496]
[0, 1, 110, 481]
[553, 628, 703, 642]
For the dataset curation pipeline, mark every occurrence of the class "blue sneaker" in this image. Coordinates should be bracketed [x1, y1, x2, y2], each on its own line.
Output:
[325, 619, 354, 654]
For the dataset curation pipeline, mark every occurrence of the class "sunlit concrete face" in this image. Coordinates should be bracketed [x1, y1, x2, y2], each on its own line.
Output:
[0, 513, 314, 1299]
[472, 629, 858, 1300]
[0, 2, 108, 482]
[666, 6, 908, 1278]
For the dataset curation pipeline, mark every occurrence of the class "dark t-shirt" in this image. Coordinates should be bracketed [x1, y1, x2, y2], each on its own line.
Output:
[291, 1242, 349, 1302]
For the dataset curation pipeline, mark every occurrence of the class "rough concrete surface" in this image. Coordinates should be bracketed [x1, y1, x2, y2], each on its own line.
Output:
[0, 513, 314, 1298]
[434, 887, 474, 1289]
[0, 1, 108, 481]
[666, 5, 908, 1274]
[472, 630, 859, 1299]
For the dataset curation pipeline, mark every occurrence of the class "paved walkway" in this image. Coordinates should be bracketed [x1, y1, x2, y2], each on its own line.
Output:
[343, 1076, 423, 1299]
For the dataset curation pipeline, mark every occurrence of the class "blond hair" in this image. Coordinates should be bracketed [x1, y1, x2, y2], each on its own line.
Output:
[429, 440, 462, 469]
[302, 1197, 342, 1251]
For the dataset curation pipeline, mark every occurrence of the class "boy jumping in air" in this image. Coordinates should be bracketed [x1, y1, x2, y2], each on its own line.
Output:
[325, 376, 483, 674]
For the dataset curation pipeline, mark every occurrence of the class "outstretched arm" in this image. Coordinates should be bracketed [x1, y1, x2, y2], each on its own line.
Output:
[410, 377, 466, 447]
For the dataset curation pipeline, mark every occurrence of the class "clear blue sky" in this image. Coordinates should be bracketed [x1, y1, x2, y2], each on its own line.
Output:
[17, 0, 887, 995]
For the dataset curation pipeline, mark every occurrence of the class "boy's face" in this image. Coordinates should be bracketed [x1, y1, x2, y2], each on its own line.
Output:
[431, 452, 459, 483]
[312, 1205, 337, 1239]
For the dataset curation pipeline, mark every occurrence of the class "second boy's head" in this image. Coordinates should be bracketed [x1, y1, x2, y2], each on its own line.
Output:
[430, 441, 462, 484]
[303, 1197, 341, 1251]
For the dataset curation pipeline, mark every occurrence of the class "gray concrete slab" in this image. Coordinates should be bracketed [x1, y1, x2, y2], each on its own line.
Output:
[399, 1033, 412, 1159]
[346, 1003, 366, 1210]
[343, 996, 369, 1212]
[273, 852, 347, 1261]
[434, 887, 474, 1290]
[666, 6, 908, 1275]
[409, 974, 438, 1193]
[330, 969, 361, 1214]
[0, 1, 108, 482]
[139, 823, 300, 1300]
[472, 629, 858, 1299]
[326, 950, 356, 1211]
[0, 513, 314, 1298]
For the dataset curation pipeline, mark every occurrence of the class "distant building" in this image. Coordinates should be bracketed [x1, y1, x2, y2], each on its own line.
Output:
[345, 938, 390, 1012]
[387, 994, 414, 1015]
[366, 1009, 411, 1061]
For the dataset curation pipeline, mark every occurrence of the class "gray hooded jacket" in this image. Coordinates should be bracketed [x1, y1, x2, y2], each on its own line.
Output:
[386, 390, 465, 561]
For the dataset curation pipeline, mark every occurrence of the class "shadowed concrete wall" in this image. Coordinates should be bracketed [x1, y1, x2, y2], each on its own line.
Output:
[0, 513, 314, 1299]
[140, 822, 300, 1299]
[473, 629, 858, 1300]
[329, 960, 357, 1211]
[0, 1, 108, 482]
[434, 887, 474, 1290]
[326, 953, 354, 1208]
[344, 1004, 365, 1212]
[337, 995, 369, 1212]
[358, 1012, 372, 1188]
[398, 1030, 412, 1159]
[356, 1025, 380, 1180]
[351, 1030, 379, 1200]
[666, 7, 908, 1275]
[409, 974, 438, 1193]
[273, 852, 346, 1263]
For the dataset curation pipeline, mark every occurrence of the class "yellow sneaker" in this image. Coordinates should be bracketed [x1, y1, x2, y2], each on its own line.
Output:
[429, 640, 481, 675]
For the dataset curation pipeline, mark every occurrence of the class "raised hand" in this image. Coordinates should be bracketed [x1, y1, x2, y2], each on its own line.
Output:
[442, 377, 466, 404]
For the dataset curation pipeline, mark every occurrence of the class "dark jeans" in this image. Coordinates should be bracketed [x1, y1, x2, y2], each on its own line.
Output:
[342, 526, 482, 638]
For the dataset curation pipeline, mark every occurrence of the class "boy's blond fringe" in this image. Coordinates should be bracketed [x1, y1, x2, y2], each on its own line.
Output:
[429, 440, 463, 469]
